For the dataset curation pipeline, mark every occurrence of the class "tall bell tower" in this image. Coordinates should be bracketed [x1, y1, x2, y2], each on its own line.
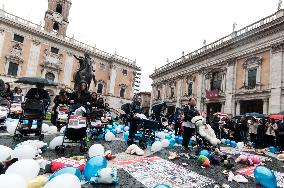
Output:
[44, 0, 72, 36]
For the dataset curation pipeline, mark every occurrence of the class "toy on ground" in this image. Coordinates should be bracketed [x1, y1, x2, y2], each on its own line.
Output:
[28, 175, 48, 188]
[235, 154, 261, 166]
[197, 155, 210, 167]
[192, 116, 221, 146]
[125, 144, 144, 156]
[90, 167, 119, 184]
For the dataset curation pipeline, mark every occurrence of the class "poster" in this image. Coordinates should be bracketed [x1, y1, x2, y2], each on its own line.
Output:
[117, 157, 215, 188]
[237, 167, 284, 187]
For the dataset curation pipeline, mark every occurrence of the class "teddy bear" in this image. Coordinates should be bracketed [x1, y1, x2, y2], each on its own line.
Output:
[192, 116, 221, 146]
[125, 144, 144, 156]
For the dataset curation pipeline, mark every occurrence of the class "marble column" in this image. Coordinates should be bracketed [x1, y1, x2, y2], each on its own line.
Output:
[224, 59, 235, 116]
[235, 100, 240, 115]
[196, 71, 204, 110]
[269, 43, 284, 113]
[263, 98, 268, 115]
[176, 78, 182, 107]
[108, 64, 116, 96]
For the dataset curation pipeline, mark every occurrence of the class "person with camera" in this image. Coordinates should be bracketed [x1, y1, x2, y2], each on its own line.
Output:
[182, 98, 200, 151]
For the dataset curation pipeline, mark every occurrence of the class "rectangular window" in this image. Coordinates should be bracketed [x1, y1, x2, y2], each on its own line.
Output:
[247, 68, 257, 89]
[97, 84, 103, 94]
[120, 88, 125, 98]
[13, 34, 24, 43]
[187, 82, 193, 96]
[7, 62, 18, 76]
[51, 47, 59, 54]
[122, 69, 128, 76]
[157, 90, 161, 99]
[100, 63, 106, 70]
[170, 87, 175, 98]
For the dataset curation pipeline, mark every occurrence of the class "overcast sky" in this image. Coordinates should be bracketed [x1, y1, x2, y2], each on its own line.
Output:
[0, 0, 280, 91]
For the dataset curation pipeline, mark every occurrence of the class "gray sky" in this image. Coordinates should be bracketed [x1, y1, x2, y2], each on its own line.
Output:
[0, 0, 280, 92]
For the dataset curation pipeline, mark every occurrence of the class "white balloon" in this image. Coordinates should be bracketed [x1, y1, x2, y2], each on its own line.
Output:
[42, 123, 50, 133]
[11, 145, 36, 160]
[0, 145, 13, 161]
[48, 126, 58, 134]
[89, 144, 105, 157]
[221, 138, 226, 144]
[115, 127, 122, 134]
[60, 126, 66, 134]
[237, 142, 244, 149]
[124, 126, 129, 132]
[105, 132, 115, 142]
[49, 136, 64, 150]
[157, 132, 165, 140]
[0, 174, 27, 188]
[44, 174, 80, 188]
[151, 141, 162, 152]
[161, 139, 170, 148]
[6, 159, 40, 182]
[6, 119, 19, 135]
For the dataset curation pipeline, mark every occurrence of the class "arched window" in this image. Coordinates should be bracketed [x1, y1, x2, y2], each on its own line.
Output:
[120, 87, 126, 98]
[45, 72, 55, 81]
[210, 72, 222, 90]
[97, 83, 103, 94]
[56, 4, 63, 14]
[187, 82, 193, 96]
[53, 22, 59, 32]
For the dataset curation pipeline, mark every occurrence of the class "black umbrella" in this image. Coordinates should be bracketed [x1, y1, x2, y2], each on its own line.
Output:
[151, 101, 166, 112]
[15, 77, 57, 86]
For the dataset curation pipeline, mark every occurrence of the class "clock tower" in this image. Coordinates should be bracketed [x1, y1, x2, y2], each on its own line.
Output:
[44, 0, 72, 36]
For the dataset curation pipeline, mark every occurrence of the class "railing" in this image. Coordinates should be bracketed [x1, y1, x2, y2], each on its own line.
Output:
[0, 9, 137, 66]
[153, 10, 283, 75]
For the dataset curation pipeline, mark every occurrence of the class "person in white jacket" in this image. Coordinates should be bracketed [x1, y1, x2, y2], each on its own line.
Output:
[248, 118, 258, 144]
[265, 119, 278, 147]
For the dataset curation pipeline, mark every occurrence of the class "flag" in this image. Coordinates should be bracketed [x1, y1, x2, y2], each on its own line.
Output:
[205, 89, 219, 100]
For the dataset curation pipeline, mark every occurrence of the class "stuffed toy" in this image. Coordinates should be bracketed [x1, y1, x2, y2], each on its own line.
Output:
[235, 154, 261, 166]
[28, 176, 48, 188]
[192, 116, 221, 146]
[0, 158, 18, 174]
[105, 150, 116, 160]
[125, 144, 144, 156]
[90, 168, 119, 184]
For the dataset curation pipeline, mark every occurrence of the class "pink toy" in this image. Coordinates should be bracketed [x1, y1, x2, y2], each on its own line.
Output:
[235, 154, 261, 166]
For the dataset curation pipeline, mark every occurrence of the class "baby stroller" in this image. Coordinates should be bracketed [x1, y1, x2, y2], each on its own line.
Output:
[0, 97, 10, 130]
[56, 104, 69, 130]
[55, 106, 88, 155]
[13, 99, 45, 141]
[133, 118, 161, 149]
[89, 108, 108, 139]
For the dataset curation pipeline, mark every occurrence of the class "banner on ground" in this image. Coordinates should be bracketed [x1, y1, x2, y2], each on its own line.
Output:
[117, 156, 215, 188]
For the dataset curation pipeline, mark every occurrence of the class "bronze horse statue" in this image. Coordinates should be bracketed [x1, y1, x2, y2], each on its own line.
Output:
[73, 53, 96, 90]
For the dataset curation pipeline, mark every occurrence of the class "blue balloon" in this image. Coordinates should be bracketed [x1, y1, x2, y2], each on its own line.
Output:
[153, 184, 171, 188]
[49, 166, 82, 181]
[230, 141, 237, 148]
[123, 132, 129, 141]
[199, 150, 211, 158]
[177, 136, 183, 144]
[169, 138, 176, 147]
[165, 135, 171, 140]
[225, 139, 231, 146]
[84, 156, 107, 181]
[268, 146, 278, 154]
[254, 166, 277, 188]
[189, 139, 193, 146]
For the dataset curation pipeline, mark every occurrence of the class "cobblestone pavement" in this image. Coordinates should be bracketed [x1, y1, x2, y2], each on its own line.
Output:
[1, 128, 284, 188]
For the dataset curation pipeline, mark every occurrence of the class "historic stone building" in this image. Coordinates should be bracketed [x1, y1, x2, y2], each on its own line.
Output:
[150, 9, 284, 116]
[0, 0, 141, 109]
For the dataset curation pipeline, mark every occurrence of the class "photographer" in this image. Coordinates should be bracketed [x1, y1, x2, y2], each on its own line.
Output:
[182, 98, 200, 151]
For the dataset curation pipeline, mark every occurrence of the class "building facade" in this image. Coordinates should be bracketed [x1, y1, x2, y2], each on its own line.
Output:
[150, 9, 284, 116]
[0, 0, 141, 109]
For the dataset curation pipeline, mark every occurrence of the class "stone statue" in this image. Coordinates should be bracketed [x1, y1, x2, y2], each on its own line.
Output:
[73, 53, 96, 90]
[279, 0, 282, 11]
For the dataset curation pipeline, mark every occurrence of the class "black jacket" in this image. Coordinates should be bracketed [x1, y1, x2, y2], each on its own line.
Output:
[183, 105, 200, 122]
[1, 91, 14, 101]
[70, 91, 91, 106]
[26, 88, 50, 101]
[129, 101, 142, 119]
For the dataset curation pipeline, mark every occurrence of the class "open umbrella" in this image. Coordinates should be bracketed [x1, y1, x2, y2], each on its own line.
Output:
[151, 101, 166, 113]
[15, 77, 57, 86]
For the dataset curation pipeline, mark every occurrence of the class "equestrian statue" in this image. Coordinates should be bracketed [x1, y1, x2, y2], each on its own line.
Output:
[73, 53, 96, 90]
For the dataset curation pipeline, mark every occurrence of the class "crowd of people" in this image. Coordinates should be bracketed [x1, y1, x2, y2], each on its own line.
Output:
[165, 99, 284, 151]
